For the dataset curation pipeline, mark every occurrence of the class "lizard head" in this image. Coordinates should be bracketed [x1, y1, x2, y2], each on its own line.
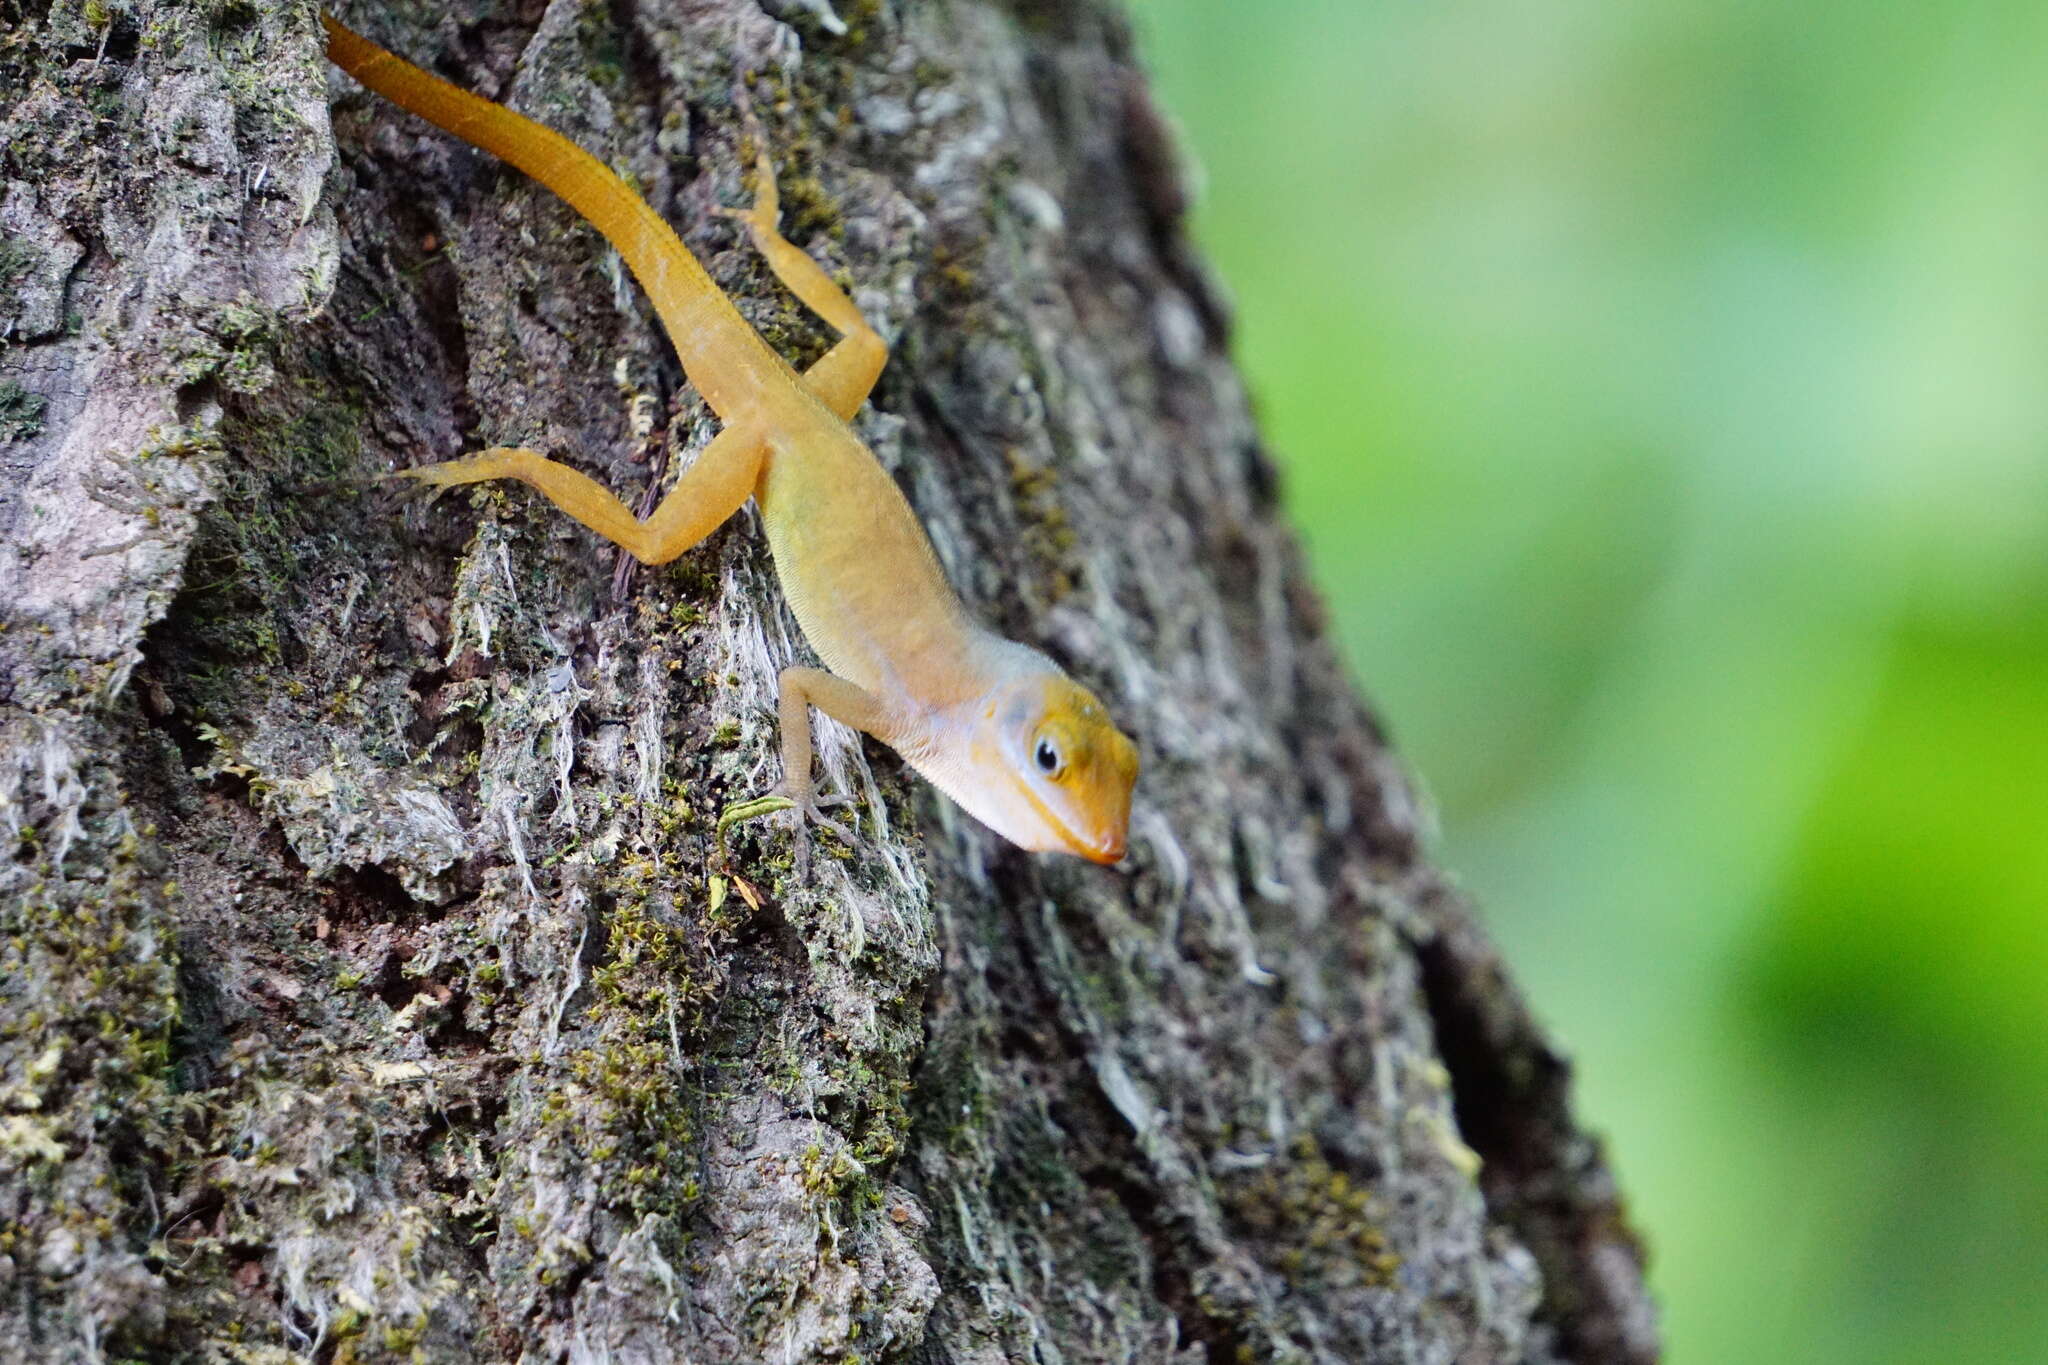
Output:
[923, 656, 1139, 864]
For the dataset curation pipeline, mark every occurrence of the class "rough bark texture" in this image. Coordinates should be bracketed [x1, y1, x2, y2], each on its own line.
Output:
[0, 1, 1658, 1361]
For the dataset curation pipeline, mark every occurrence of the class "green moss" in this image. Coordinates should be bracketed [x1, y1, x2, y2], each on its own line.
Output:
[1219, 1137, 1400, 1289]
[0, 232, 31, 320]
[161, 379, 363, 715]
[0, 380, 46, 442]
[778, 172, 844, 243]
[0, 774, 182, 1348]
[928, 244, 979, 303]
[798, 1139, 884, 1239]
[828, 1050, 913, 1167]
[196, 0, 260, 27]
[532, 869, 736, 1223]
[838, 0, 881, 48]
[169, 294, 281, 395]
[571, 0, 629, 96]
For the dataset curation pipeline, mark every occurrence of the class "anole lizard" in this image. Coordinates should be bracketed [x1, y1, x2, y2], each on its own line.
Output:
[322, 13, 1138, 868]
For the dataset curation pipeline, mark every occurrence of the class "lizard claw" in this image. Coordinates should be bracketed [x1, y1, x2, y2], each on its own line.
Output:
[715, 787, 857, 880]
[784, 787, 857, 880]
[716, 203, 764, 227]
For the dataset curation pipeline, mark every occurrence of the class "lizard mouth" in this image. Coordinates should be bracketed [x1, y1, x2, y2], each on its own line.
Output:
[1014, 778, 1125, 865]
[1081, 834, 1130, 863]
[1080, 829, 1126, 865]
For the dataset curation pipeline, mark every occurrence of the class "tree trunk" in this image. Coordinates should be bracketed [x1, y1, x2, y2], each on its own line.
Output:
[0, 2, 1657, 1361]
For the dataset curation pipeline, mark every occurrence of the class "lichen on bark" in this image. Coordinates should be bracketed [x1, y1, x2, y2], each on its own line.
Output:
[0, 1, 1656, 1362]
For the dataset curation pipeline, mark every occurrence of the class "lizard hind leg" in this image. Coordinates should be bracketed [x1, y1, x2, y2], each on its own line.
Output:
[396, 447, 661, 558]
[718, 106, 889, 414]
[398, 429, 766, 567]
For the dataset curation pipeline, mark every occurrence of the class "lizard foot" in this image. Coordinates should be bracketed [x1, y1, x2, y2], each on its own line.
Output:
[388, 452, 516, 490]
[716, 789, 856, 880]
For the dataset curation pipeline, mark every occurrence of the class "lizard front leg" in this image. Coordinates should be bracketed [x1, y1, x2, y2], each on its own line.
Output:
[767, 666, 898, 878]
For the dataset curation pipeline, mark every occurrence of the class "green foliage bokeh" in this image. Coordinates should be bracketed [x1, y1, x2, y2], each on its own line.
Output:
[1128, 2, 2048, 1360]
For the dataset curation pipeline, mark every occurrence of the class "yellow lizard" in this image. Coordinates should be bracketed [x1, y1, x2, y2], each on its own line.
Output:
[322, 13, 1138, 868]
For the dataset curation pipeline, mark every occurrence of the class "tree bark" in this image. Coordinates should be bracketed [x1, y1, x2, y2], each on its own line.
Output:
[0, 1, 1657, 1361]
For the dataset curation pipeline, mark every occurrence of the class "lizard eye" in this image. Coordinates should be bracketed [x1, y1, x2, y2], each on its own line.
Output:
[1034, 738, 1062, 776]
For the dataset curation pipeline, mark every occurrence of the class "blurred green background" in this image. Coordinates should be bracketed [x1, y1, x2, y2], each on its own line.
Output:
[1127, 1, 2048, 1360]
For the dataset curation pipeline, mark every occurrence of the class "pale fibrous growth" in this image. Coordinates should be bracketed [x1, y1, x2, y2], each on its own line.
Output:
[320, 12, 1137, 870]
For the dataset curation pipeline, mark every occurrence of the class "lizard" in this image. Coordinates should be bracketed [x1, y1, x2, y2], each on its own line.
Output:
[321, 12, 1138, 870]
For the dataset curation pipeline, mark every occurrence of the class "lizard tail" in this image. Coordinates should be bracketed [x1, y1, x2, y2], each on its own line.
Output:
[320, 11, 773, 420]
